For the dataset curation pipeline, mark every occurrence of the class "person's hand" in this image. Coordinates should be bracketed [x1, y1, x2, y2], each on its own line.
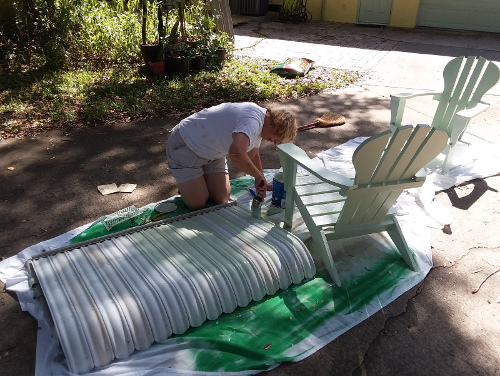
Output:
[266, 181, 273, 191]
[255, 176, 267, 199]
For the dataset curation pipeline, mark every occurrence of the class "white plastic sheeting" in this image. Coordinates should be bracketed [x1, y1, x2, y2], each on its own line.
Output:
[26, 203, 316, 374]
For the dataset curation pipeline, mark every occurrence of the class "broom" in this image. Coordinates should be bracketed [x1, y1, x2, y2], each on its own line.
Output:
[297, 111, 346, 131]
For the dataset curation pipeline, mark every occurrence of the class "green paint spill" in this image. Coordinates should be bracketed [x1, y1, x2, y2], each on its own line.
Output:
[70, 196, 191, 243]
[229, 176, 255, 197]
[174, 254, 413, 373]
[70, 178, 248, 244]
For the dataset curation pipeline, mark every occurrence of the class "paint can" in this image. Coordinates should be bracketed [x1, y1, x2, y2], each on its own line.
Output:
[271, 172, 286, 208]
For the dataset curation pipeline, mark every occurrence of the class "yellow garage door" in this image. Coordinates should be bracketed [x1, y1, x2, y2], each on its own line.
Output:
[417, 0, 500, 33]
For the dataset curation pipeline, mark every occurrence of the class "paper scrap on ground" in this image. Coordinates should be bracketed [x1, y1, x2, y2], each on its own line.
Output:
[1, 137, 499, 376]
[97, 183, 137, 195]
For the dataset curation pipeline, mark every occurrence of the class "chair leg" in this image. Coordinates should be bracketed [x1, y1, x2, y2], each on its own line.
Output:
[310, 228, 342, 287]
[443, 114, 472, 174]
[441, 146, 455, 174]
[386, 219, 418, 272]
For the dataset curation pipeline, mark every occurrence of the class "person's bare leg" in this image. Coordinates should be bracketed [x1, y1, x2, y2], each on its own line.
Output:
[177, 176, 209, 210]
[205, 172, 231, 204]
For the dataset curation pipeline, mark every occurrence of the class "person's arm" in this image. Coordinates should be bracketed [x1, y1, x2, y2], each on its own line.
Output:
[229, 133, 267, 197]
[247, 147, 269, 196]
[247, 147, 263, 172]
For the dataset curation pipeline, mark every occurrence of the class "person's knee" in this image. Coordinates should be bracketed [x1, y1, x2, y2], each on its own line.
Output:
[210, 191, 230, 205]
[177, 176, 209, 210]
[183, 195, 208, 210]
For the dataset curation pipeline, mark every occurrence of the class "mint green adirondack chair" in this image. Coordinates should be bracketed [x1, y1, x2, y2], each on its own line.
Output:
[390, 56, 500, 173]
[277, 125, 448, 287]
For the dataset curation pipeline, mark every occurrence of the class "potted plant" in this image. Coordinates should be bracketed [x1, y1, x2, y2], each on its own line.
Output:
[166, 39, 191, 76]
[209, 31, 234, 66]
[190, 48, 207, 71]
[148, 42, 167, 75]
[140, 0, 161, 65]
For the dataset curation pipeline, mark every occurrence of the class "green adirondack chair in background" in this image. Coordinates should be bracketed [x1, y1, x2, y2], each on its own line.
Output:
[390, 56, 500, 174]
[277, 125, 448, 287]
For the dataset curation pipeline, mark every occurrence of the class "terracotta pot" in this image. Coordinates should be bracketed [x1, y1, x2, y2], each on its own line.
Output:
[148, 60, 165, 75]
[141, 44, 160, 64]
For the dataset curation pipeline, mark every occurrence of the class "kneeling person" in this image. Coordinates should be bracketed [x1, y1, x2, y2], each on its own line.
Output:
[166, 102, 297, 210]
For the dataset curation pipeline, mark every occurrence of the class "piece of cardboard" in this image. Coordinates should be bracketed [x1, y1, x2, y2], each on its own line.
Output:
[97, 183, 137, 195]
[117, 183, 137, 193]
[97, 183, 119, 195]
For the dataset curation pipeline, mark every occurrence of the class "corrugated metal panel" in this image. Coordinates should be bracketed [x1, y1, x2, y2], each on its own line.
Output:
[27, 202, 316, 374]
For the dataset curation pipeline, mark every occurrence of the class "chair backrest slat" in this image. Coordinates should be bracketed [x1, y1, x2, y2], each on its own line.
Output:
[469, 61, 500, 107]
[351, 192, 387, 225]
[435, 56, 476, 132]
[336, 125, 448, 227]
[431, 57, 465, 131]
[431, 56, 500, 136]
[351, 131, 392, 185]
[402, 128, 449, 178]
[370, 126, 413, 184]
[387, 126, 430, 181]
[455, 57, 487, 110]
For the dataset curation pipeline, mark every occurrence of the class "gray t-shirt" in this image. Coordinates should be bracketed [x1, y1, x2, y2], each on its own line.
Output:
[176, 103, 266, 160]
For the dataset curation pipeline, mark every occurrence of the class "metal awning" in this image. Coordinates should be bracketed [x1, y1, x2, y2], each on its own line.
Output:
[27, 202, 315, 374]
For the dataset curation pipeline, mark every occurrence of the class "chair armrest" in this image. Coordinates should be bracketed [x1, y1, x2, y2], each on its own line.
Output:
[278, 144, 354, 190]
[390, 91, 442, 100]
[390, 91, 442, 129]
[455, 101, 490, 119]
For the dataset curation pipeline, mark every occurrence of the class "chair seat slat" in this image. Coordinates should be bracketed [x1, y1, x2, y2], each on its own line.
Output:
[296, 182, 341, 196]
[300, 191, 345, 205]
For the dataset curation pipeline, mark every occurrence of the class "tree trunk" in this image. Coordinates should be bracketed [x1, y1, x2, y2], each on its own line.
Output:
[141, 0, 147, 45]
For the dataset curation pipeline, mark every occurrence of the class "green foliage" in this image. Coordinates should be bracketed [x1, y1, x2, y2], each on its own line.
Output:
[0, 57, 360, 138]
[2, 0, 159, 71]
[0, 0, 359, 139]
[1, 0, 232, 72]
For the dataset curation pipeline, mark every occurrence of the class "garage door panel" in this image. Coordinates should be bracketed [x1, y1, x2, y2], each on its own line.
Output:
[417, 0, 500, 33]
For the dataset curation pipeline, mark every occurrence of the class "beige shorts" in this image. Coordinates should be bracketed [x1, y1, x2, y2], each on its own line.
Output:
[166, 128, 228, 184]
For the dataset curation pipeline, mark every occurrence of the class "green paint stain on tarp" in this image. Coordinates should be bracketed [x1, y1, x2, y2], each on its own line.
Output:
[229, 176, 255, 197]
[174, 254, 412, 373]
[345, 254, 410, 314]
[70, 178, 251, 243]
[70, 196, 191, 243]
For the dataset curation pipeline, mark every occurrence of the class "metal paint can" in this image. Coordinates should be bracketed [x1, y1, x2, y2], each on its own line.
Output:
[271, 172, 286, 208]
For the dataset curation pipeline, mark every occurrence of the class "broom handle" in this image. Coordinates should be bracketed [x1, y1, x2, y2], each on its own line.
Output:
[297, 121, 319, 131]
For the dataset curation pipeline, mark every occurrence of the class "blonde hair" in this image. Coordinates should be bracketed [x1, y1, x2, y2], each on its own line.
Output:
[266, 108, 297, 143]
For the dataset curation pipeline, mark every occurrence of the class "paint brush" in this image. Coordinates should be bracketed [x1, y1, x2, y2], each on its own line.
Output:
[251, 181, 265, 219]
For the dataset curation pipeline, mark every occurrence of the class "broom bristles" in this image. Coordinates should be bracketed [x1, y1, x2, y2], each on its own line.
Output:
[316, 111, 346, 127]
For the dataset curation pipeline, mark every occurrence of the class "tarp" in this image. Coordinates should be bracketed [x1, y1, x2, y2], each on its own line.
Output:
[1, 137, 499, 376]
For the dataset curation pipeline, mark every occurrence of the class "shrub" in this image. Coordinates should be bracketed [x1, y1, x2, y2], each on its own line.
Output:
[1, 0, 161, 72]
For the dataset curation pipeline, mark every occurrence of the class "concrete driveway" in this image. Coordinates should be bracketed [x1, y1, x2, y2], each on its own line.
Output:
[233, 18, 500, 376]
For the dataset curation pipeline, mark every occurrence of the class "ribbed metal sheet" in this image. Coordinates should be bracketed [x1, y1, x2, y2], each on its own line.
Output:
[27, 203, 316, 374]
